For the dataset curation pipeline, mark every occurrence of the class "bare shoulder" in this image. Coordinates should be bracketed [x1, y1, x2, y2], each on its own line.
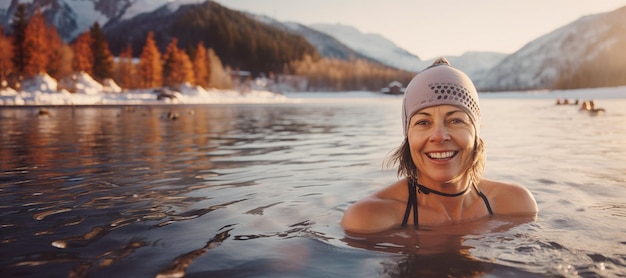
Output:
[479, 179, 538, 215]
[341, 179, 408, 234]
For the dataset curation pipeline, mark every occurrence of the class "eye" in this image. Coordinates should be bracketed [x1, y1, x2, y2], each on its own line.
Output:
[414, 119, 430, 126]
[448, 118, 466, 125]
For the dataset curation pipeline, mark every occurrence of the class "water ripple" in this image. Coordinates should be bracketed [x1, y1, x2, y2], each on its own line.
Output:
[1, 99, 625, 277]
[156, 225, 234, 278]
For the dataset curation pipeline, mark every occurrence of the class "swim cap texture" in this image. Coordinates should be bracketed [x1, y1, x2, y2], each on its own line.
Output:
[402, 57, 480, 136]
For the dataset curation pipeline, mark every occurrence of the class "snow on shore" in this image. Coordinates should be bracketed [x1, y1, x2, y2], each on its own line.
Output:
[2, 73, 624, 106]
[0, 73, 289, 106]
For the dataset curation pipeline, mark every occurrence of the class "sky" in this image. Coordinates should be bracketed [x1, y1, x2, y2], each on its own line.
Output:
[214, 0, 626, 59]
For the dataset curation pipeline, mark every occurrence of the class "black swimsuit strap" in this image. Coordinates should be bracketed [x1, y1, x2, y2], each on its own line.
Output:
[402, 180, 493, 228]
[401, 179, 419, 227]
[473, 183, 493, 215]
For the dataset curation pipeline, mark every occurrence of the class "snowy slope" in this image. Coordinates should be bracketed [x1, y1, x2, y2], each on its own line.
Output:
[308, 23, 506, 78]
[1, 0, 199, 41]
[424, 52, 507, 80]
[116, 0, 200, 21]
[253, 14, 375, 62]
[58, 0, 107, 39]
[475, 6, 626, 91]
[309, 23, 428, 71]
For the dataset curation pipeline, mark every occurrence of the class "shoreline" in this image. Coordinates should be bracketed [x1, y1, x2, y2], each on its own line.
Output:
[2, 85, 625, 107]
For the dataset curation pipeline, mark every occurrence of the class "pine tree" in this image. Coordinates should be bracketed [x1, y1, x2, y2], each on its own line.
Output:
[72, 32, 94, 74]
[162, 38, 194, 87]
[162, 38, 178, 87]
[179, 49, 194, 85]
[0, 26, 14, 84]
[45, 25, 65, 79]
[23, 8, 48, 77]
[10, 4, 28, 78]
[137, 32, 162, 88]
[90, 22, 114, 81]
[193, 41, 209, 88]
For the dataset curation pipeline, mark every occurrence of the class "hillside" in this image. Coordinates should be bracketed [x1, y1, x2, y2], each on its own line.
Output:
[306, 23, 507, 80]
[475, 6, 626, 91]
[102, 1, 319, 76]
[252, 15, 375, 63]
[309, 23, 426, 72]
[0, 0, 201, 40]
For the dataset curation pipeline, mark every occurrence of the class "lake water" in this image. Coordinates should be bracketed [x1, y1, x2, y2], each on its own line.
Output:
[1, 89, 625, 277]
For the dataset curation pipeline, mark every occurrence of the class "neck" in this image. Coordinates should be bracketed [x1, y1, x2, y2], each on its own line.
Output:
[414, 179, 473, 222]
[415, 181, 469, 197]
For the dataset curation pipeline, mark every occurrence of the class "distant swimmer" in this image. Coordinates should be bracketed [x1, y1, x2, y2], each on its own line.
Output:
[556, 98, 562, 105]
[580, 100, 591, 111]
[556, 98, 578, 105]
[588, 100, 605, 113]
[580, 100, 605, 114]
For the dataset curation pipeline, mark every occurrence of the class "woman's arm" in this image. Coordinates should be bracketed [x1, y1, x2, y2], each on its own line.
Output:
[341, 196, 401, 234]
[341, 180, 407, 234]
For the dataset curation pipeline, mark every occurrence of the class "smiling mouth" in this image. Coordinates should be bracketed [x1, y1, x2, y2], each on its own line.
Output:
[426, 151, 457, 160]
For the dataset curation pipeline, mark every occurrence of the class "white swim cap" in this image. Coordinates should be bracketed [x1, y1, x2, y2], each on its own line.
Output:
[402, 57, 480, 136]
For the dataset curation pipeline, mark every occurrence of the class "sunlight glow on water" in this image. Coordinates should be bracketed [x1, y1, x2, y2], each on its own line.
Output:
[0, 92, 625, 277]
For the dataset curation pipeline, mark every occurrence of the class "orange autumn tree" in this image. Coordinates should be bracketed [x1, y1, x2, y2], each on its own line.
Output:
[23, 8, 48, 77]
[137, 32, 162, 88]
[192, 41, 209, 88]
[44, 24, 66, 79]
[0, 26, 14, 83]
[162, 38, 194, 87]
[71, 32, 93, 74]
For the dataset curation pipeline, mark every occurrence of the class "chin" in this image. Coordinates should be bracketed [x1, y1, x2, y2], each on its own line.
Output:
[434, 169, 468, 181]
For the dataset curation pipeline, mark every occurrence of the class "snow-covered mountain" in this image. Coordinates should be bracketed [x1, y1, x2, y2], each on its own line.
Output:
[441, 52, 508, 81]
[0, 0, 198, 41]
[252, 15, 375, 62]
[309, 23, 427, 71]
[307, 23, 506, 79]
[475, 6, 626, 91]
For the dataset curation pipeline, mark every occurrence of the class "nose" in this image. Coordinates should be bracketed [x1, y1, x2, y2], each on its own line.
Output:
[429, 122, 450, 143]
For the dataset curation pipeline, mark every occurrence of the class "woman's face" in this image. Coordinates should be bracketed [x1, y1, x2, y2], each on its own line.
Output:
[407, 105, 476, 184]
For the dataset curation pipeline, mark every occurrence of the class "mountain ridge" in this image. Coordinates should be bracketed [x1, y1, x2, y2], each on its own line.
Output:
[307, 23, 507, 81]
[476, 6, 626, 91]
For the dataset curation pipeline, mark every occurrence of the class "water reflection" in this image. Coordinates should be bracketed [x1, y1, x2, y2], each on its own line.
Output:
[342, 216, 538, 277]
[157, 225, 233, 278]
[347, 231, 488, 277]
[0, 104, 351, 277]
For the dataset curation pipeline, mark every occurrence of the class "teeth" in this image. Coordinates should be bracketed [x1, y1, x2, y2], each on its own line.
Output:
[428, 151, 455, 159]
